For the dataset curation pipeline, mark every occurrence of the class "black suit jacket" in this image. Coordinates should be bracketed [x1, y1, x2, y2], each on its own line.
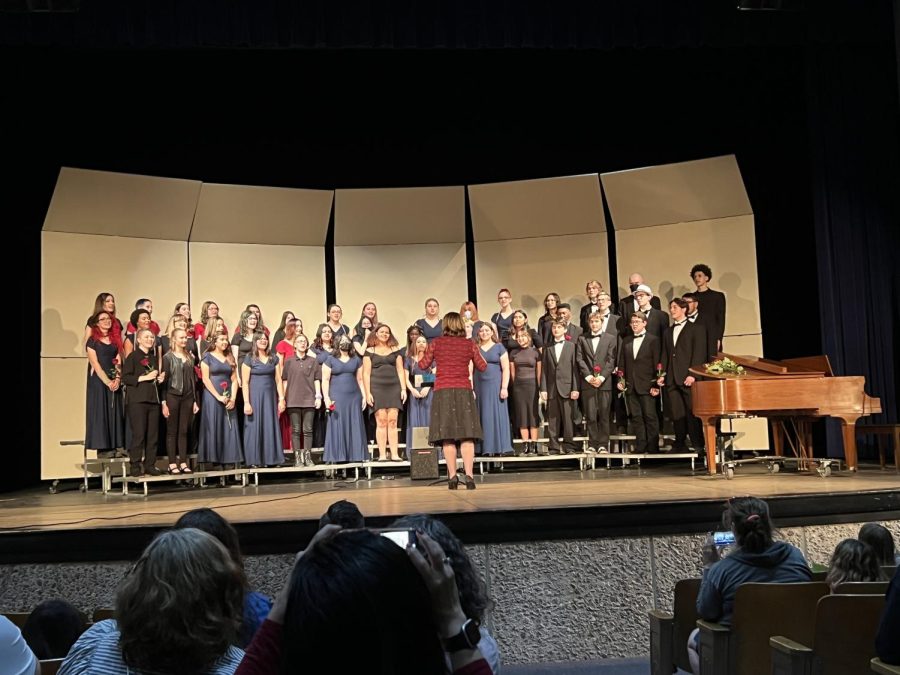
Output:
[576, 332, 617, 391]
[696, 288, 726, 346]
[642, 308, 670, 339]
[619, 294, 661, 322]
[540, 340, 578, 398]
[565, 323, 582, 341]
[661, 321, 708, 386]
[688, 313, 718, 362]
[617, 333, 661, 395]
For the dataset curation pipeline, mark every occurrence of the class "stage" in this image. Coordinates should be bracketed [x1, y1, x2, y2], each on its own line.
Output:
[2, 462, 898, 564]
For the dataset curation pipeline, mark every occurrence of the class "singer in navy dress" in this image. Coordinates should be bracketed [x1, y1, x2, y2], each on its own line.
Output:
[241, 334, 285, 467]
[473, 324, 514, 456]
[322, 339, 368, 463]
[198, 335, 243, 465]
[84, 312, 125, 454]
[405, 335, 435, 444]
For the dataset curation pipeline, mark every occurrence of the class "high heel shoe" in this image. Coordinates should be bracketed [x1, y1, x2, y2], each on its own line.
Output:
[464, 475, 476, 490]
[448, 475, 459, 490]
[167, 464, 181, 475]
[179, 463, 192, 474]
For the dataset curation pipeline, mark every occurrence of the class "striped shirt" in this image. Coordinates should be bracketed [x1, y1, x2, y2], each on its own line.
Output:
[59, 620, 244, 675]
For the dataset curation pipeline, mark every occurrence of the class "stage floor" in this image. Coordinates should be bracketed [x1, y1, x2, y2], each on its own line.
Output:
[2, 462, 898, 534]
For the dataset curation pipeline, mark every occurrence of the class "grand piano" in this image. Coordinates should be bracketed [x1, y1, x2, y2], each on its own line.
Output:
[691, 354, 881, 476]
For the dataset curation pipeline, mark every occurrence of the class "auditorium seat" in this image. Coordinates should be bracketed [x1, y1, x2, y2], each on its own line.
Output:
[810, 569, 828, 581]
[39, 658, 64, 675]
[872, 658, 900, 674]
[91, 607, 115, 623]
[832, 581, 890, 595]
[770, 593, 885, 675]
[2, 611, 30, 628]
[648, 577, 700, 675]
[697, 581, 828, 675]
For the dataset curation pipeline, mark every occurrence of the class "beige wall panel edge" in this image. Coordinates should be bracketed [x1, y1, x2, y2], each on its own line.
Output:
[601, 155, 752, 230]
[474, 234, 610, 322]
[614, 215, 761, 337]
[335, 243, 468, 334]
[191, 183, 333, 246]
[188, 242, 326, 337]
[334, 186, 465, 246]
[42, 232, 189, 357]
[469, 174, 605, 242]
[42, 358, 91, 480]
[43, 167, 201, 240]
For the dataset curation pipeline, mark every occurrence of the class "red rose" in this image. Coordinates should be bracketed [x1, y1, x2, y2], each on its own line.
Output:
[615, 368, 624, 377]
[220, 382, 228, 390]
[593, 365, 602, 373]
[140, 358, 149, 367]
[329, 403, 336, 412]
[657, 363, 663, 371]
[112, 357, 119, 365]
[564, 335, 571, 341]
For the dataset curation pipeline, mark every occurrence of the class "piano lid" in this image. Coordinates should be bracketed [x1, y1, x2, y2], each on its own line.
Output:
[690, 353, 831, 380]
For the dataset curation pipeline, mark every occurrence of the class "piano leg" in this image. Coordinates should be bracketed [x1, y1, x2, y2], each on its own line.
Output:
[702, 417, 718, 475]
[771, 420, 784, 458]
[839, 417, 860, 472]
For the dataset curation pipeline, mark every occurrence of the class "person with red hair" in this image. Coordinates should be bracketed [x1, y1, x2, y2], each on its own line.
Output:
[85, 310, 125, 458]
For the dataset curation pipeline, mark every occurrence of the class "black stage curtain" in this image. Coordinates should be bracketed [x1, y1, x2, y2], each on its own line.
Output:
[806, 26, 900, 455]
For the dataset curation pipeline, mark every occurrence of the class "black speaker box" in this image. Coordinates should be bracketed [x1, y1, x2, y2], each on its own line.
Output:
[409, 427, 439, 480]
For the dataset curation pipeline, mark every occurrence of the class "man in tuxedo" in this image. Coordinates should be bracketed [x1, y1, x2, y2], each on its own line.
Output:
[579, 279, 604, 334]
[691, 263, 726, 352]
[619, 272, 661, 321]
[682, 292, 717, 362]
[576, 312, 617, 452]
[633, 285, 669, 339]
[617, 313, 662, 454]
[659, 298, 708, 453]
[540, 319, 580, 455]
[556, 303, 582, 341]
[593, 290, 620, 338]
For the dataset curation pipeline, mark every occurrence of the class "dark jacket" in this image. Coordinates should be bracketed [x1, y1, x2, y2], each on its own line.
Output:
[122, 348, 160, 405]
[696, 541, 812, 626]
[876, 565, 900, 664]
[576, 332, 617, 391]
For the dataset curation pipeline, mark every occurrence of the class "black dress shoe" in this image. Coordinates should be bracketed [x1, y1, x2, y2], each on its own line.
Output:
[464, 475, 476, 490]
[146, 467, 163, 476]
[448, 476, 459, 490]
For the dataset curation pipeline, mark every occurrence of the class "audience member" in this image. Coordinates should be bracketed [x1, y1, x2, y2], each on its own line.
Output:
[825, 538, 885, 591]
[59, 528, 245, 675]
[858, 522, 898, 566]
[317, 499, 365, 530]
[876, 565, 900, 665]
[174, 508, 273, 648]
[236, 527, 491, 674]
[0, 615, 40, 675]
[688, 497, 811, 674]
[392, 514, 501, 674]
[21, 599, 87, 660]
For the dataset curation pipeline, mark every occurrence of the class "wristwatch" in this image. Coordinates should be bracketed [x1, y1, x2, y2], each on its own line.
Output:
[444, 618, 481, 652]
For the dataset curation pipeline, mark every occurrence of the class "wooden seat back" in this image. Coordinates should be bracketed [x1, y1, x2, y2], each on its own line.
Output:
[832, 581, 890, 595]
[812, 594, 885, 675]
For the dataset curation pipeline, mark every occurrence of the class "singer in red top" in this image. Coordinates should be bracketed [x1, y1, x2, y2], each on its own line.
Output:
[418, 312, 488, 490]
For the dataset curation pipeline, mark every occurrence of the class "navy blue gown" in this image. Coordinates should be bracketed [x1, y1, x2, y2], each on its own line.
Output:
[242, 355, 283, 467]
[473, 343, 514, 456]
[323, 355, 368, 463]
[84, 338, 125, 451]
[198, 353, 243, 464]
[405, 356, 434, 444]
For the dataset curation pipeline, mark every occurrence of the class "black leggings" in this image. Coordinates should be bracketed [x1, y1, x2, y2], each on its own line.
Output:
[165, 390, 194, 464]
[288, 407, 315, 452]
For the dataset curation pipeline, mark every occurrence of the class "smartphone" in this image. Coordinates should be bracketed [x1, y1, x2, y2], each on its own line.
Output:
[712, 531, 736, 547]
[377, 528, 418, 550]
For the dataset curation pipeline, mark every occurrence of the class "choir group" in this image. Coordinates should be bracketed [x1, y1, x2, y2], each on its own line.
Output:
[81, 263, 726, 485]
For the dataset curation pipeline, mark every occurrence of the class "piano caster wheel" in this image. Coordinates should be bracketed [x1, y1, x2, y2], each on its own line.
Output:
[767, 462, 781, 474]
[725, 466, 735, 480]
[817, 464, 832, 478]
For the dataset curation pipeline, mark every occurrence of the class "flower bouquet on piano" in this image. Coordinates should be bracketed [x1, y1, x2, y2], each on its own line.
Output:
[705, 357, 745, 376]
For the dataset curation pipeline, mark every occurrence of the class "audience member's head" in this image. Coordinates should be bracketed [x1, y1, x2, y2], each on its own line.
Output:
[391, 514, 493, 623]
[281, 529, 446, 673]
[21, 599, 87, 660]
[825, 538, 885, 590]
[724, 497, 775, 554]
[858, 523, 897, 566]
[318, 499, 365, 530]
[116, 528, 245, 675]
[174, 507, 245, 570]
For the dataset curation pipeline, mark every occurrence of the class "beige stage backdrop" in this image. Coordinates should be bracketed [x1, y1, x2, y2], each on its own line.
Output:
[602, 155, 767, 449]
[469, 174, 609, 322]
[41, 169, 330, 480]
[189, 183, 331, 333]
[334, 186, 467, 334]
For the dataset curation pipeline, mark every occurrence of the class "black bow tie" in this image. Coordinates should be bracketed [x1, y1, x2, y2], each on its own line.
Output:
[555, 340, 566, 345]
[591, 333, 601, 337]
[675, 320, 686, 326]
[634, 333, 646, 338]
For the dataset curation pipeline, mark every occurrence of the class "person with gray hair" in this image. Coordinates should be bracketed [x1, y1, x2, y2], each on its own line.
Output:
[59, 528, 246, 675]
[392, 514, 502, 674]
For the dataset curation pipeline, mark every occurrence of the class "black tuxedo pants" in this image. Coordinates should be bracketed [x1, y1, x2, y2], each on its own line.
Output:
[666, 385, 704, 449]
[581, 387, 611, 449]
[626, 392, 659, 453]
[128, 401, 159, 468]
[547, 394, 576, 450]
